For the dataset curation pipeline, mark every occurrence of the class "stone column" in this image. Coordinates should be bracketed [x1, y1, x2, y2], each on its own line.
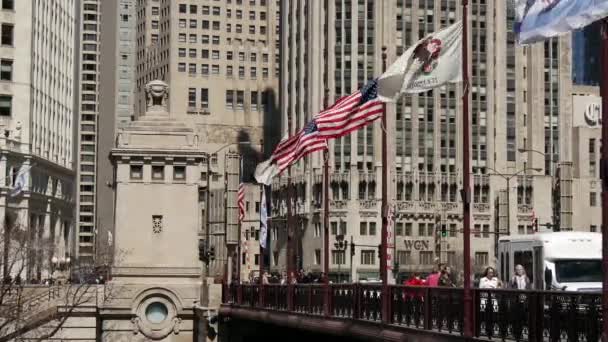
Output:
[40, 201, 52, 280]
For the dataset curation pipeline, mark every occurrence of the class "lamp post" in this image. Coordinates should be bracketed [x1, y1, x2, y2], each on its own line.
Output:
[487, 167, 542, 257]
[334, 234, 348, 283]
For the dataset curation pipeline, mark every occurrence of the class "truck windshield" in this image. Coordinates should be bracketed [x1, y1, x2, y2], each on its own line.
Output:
[555, 260, 602, 283]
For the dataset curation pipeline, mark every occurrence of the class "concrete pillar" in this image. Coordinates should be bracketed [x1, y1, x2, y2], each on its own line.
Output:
[40, 201, 52, 279]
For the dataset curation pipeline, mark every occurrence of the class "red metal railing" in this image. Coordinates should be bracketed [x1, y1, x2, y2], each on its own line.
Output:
[223, 283, 602, 341]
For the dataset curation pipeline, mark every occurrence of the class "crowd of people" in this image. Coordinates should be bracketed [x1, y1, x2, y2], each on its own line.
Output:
[402, 263, 532, 290]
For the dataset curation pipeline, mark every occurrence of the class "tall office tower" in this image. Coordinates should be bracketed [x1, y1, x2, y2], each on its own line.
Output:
[273, 0, 572, 282]
[0, 0, 77, 280]
[75, 0, 101, 266]
[134, 0, 281, 280]
[572, 22, 601, 86]
[93, 0, 137, 266]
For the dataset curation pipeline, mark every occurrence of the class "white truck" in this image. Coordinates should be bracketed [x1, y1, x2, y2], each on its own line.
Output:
[497, 232, 601, 292]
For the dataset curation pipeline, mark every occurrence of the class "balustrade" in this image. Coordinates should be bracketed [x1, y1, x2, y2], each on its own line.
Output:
[222, 284, 602, 341]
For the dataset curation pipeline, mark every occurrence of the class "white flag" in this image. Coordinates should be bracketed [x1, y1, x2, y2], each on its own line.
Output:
[378, 21, 463, 101]
[254, 158, 281, 186]
[260, 188, 268, 249]
[10, 165, 30, 197]
[515, 0, 608, 44]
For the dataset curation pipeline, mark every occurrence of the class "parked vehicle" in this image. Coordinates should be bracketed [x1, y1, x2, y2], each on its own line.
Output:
[498, 232, 601, 292]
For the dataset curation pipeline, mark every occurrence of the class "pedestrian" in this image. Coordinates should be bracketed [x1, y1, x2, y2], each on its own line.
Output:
[439, 267, 455, 287]
[509, 264, 532, 290]
[479, 267, 501, 289]
[290, 271, 298, 284]
[425, 263, 444, 287]
[262, 272, 269, 285]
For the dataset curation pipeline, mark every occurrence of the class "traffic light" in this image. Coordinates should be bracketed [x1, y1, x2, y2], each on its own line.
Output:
[206, 314, 218, 340]
[209, 246, 216, 261]
[198, 240, 206, 262]
[533, 218, 539, 232]
[441, 224, 447, 238]
[350, 242, 356, 257]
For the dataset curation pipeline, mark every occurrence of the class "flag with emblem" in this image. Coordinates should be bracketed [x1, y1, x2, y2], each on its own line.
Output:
[314, 79, 385, 140]
[377, 20, 463, 101]
[238, 157, 246, 223]
[254, 120, 327, 185]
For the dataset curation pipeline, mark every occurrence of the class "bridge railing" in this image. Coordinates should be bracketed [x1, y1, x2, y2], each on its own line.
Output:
[223, 283, 602, 341]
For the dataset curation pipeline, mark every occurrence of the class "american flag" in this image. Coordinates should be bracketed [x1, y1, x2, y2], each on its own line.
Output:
[314, 79, 384, 139]
[238, 182, 245, 223]
[270, 120, 327, 173]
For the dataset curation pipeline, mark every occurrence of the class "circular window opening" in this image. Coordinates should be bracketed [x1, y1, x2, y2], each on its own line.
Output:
[145, 302, 169, 324]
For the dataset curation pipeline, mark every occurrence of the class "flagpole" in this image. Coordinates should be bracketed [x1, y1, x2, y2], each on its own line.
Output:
[461, 0, 473, 338]
[237, 156, 243, 284]
[380, 46, 389, 324]
[600, 18, 608, 342]
[323, 89, 331, 316]
[286, 126, 294, 311]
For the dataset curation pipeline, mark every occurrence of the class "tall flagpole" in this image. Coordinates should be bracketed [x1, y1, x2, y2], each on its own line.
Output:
[600, 18, 608, 342]
[323, 90, 331, 316]
[380, 46, 389, 324]
[286, 117, 295, 310]
[461, 0, 473, 338]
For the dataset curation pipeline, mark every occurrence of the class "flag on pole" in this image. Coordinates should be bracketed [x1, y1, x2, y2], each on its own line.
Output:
[238, 183, 245, 223]
[377, 20, 463, 101]
[254, 121, 327, 185]
[314, 79, 384, 139]
[10, 165, 31, 197]
[260, 187, 268, 249]
[514, 0, 608, 44]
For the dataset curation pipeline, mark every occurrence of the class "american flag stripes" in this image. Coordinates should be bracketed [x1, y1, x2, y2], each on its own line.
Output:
[270, 121, 327, 172]
[314, 79, 384, 139]
[238, 182, 245, 223]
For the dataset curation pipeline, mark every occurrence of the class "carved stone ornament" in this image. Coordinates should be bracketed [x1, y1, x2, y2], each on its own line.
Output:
[152, 215, 163, 234]
[145, 80, 169, 110]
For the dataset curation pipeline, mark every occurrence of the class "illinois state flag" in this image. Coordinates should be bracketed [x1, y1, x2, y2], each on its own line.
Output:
[515, 0, 608, 44]
[377, 21, 462, 101]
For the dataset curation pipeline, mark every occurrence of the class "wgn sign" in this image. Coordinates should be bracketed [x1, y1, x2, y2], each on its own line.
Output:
[403, 240, 431, 250]
[573, 94, 602, 128]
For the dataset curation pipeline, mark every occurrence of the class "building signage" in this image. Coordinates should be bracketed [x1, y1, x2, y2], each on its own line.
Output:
[573, 94, 602, 128]
[403, 240, 431, 250]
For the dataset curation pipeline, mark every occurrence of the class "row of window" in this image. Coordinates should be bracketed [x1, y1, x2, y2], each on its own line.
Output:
[178, 49, 272, 63]
[175, 33, 273, 47]
[320, 221, 491, 239]
[178, 63, 272, 79]
[1, 0, 13, 10]
[179, 0, 269, 16]
[309, 250, 491, 267]
[129, 165, 186, 181]
[177, 20, 268, 34]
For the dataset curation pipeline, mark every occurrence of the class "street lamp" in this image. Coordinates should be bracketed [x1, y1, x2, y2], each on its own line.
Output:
[334, 234, 348, 283]
[487, 167, 542, 235]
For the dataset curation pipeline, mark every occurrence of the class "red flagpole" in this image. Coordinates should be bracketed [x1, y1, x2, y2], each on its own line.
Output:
[461, 0, 473, 338]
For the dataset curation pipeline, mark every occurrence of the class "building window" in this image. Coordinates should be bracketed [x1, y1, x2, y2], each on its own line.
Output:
[590, 192, 597, 207]
[482, 224, 490, 238]
[179, 19, 186, 28]
[227, 51, 233, 60]
[369, 222, 377, 236]
[130, 165, 143, 180]
[213, 6, 221, 15]
[420, 251, 434, 265]
[212, 21, 220, 30]
[360, 250, 375, 265]
[178, 63, 186, 72]
[314, 249, 321, 265]
[591, 225, 597, 232]
[227, 65, 233, 77]
[178, 33, 186, 43]
[249, 25, 255, 34]
[202, 20, 210, 29]
[200, 88, 209, 109]
[0, 94, 10, 116]
[262, 68, 269, 79]
[178, 48, 186, 57]
[212, 50, 220, 59]
[189, 34, 197, 43]
[475, 252, 489, 266]
[188, 63, 196, 75]
[254, 254, 259, 265]
[261, 12, 267, 20]
[2, 0, 14, 10]
[190, 19, 197, 29]
[212, 65, 220, 75]
[260, 26, 267, 34]
[190, 4, 198, 14]
[250, 67, 256, 79]
[1, 24, 13, 46]
[152, 165, 164, 180]
[251, 91, 258, 111]
[226, 90, 234, 109]
[188, 88, 196, 107]
[151, 6, 159, 15]
[179, 4, 186, 13]
[201, 64, 209, 75]
[418, 223, 426, 237]
[152, 20, 159, 29]
[0, 59, 12, 81]
[273, 252, 278, 266]
[236, 24, 243, 33]
[173, 166, 186, 181]
[189, 48, 197, 58]
[202, 35, 210, 44]
[212, 36, 220, 44]
[332, 250, 346, 265]
[397, 251, 411, 265]
[202, 49, 209, 59]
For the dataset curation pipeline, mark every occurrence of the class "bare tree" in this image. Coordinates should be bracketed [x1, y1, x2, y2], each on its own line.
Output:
[0, 224, 126, 342]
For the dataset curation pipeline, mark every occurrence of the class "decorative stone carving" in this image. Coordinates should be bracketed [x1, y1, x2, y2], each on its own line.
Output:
[12, 121, 22, 140]
[359, 199, 378, 209]
[152, 215, 163, 234]
[173, 317, 182, 334]
[330, 200, 347, 209]
[131, 317, 140, 334]
[473, 203, 490, 212]
[145, 80, 170, 111]
[397, 201, 415, 211]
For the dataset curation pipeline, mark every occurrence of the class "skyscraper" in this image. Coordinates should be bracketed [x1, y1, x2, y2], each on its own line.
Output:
[0, 0, 78, 280]
[572, 22, 601, 86]
[134, 0, 282, 280]
[273, 0, 572, 281]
